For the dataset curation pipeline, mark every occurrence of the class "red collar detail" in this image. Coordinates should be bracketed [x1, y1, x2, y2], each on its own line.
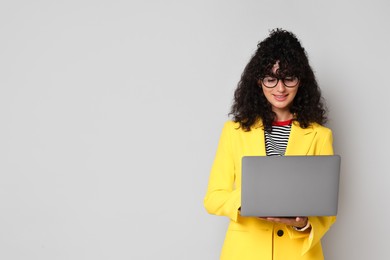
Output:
[272, 119, 293, 126]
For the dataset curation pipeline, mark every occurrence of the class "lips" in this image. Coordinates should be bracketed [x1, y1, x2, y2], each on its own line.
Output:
[273, 95, 288, 101]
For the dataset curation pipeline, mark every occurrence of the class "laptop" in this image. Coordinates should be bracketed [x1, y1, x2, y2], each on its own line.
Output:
[240, 155, 341, 217]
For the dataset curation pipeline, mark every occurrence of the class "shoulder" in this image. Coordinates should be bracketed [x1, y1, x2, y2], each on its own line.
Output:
[222, 119, 263, 132]
[307, 123, 333, 135]
[222, 120, 254, 134]
[292, 121, 333, 138]
[218, 121, 247, 141]
[220, 121, 240, 137]
[223, 120, 241, 130]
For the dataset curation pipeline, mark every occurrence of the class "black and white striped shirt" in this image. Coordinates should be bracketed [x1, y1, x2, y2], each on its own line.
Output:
[265, 119, 292, 156]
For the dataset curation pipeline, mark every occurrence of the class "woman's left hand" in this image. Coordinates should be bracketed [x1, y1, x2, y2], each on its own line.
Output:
[259, 216, 308, 228]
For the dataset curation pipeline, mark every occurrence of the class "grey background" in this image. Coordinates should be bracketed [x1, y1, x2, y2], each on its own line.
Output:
[1, 0, 389, 259]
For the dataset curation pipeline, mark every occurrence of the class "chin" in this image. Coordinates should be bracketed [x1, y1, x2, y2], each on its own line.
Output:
[272, 103, 291, 109]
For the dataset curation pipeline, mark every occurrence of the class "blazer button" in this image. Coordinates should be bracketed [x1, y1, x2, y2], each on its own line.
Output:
[277, 230, 284, 237]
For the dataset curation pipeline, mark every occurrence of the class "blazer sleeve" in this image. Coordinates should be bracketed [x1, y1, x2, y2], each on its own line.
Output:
[286, 127, 337, 256]
[203, 122, 241, 222]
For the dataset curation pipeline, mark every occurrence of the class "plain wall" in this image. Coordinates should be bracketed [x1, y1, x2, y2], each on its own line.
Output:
[1, 0, 389, 259]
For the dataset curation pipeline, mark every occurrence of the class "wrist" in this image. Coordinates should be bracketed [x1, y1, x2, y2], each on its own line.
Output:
[293, 221, 311, 231]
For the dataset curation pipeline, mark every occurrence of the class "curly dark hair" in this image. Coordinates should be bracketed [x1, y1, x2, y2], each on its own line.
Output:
[230, 28, 327, 131]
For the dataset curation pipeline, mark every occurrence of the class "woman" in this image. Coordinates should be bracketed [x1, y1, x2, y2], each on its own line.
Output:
[204, 29, 336, 260]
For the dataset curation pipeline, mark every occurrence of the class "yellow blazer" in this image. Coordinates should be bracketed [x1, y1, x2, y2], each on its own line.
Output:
[204, 120, 336, 260]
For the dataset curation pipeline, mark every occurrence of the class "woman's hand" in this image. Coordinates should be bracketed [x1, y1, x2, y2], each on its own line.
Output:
[259, 217, 309, 229]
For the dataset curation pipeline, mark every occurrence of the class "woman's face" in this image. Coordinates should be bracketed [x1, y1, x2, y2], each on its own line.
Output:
[260, 62, 299, 116]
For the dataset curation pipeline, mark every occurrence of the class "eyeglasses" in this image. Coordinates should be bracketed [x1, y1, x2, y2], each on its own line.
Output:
[259, 76, 299, 88]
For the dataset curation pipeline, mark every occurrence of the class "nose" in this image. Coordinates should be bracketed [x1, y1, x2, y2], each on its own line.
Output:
[275, 79, 287, 92]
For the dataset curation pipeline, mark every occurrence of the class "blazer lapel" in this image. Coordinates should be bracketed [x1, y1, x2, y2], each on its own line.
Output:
[248, 123, 266, 156]
[285, 122, 317, 155]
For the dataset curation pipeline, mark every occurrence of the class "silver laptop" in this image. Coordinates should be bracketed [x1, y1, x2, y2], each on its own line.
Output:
[240, 155, 341, 217]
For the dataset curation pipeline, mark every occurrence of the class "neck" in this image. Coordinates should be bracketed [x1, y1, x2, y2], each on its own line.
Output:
[273, 110, 293, 122]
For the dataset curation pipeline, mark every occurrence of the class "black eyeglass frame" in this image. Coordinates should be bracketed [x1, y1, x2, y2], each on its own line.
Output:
[258, 76, 300, 88]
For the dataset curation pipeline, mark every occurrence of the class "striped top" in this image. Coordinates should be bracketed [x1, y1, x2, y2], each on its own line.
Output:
[265, 119, 293, 156]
